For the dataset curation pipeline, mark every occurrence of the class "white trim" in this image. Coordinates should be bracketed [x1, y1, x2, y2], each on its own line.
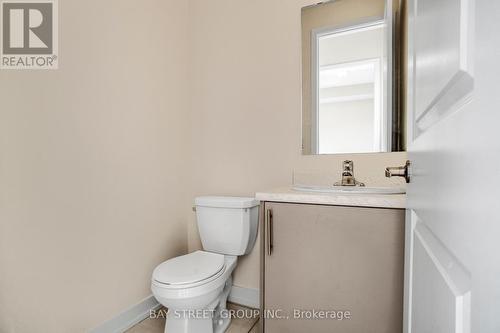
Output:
[373, 58, 383, 151]
[403, 209, 415, 333]
[228, 285, 260, 309]
[312, 16, 385, 39]
[384, 0, 394, 151]
[88, 295, 161, 333]
[320, 93, 374, 104]
[311, 28, 319, 154]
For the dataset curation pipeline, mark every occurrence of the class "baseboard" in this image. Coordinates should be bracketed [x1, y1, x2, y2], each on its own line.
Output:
[88, 295, 161, 333]
[89, 286, 259, 333]
[229, 285, 260, 309]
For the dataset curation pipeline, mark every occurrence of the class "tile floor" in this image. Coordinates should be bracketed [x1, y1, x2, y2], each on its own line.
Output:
[125, 303, 260, 333]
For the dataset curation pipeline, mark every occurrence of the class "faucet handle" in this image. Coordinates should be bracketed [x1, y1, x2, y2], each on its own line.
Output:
[342, 160, 353, 172]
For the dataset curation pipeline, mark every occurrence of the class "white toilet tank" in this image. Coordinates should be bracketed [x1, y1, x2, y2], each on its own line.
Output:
[195, 196, 260, 255]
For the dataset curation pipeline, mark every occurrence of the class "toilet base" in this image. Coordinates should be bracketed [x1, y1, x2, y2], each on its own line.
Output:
[165, 314, 215, 333]
[164, 313, 232, 333]
[213, 316, 231, 333]
[164, 277, 233, 333]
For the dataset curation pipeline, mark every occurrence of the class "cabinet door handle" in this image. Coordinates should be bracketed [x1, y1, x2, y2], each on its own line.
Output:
[266, 208, 273, 256]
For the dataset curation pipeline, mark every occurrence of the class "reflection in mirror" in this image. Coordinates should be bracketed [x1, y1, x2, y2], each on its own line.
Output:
[301, 0, 405, 155]
[316, 22, 385, 154]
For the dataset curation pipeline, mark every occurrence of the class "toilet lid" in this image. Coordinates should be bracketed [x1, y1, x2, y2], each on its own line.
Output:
[153, 251, 225, 285]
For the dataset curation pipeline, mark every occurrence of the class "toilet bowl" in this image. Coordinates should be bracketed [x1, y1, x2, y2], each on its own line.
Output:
[151, 196, 259, 333]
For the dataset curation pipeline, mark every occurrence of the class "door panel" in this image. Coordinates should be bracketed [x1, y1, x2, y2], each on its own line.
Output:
[406, 0, 500, 332]
[413, 0, 474, 134]
[412, 221, 471, 333]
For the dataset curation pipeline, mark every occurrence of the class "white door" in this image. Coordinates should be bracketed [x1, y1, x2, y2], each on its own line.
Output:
[405, 0, 500, 332]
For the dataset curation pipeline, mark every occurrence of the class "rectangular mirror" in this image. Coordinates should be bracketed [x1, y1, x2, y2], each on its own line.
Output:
[301, 0, 405, 155]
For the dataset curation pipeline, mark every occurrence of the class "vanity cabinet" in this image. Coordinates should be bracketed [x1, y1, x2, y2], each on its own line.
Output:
[260, 202, 405, 333]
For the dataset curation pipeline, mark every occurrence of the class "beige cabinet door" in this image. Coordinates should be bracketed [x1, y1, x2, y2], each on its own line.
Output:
[263, 202, 404, 333]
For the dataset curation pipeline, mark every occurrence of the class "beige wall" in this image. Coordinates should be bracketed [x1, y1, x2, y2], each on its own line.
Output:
[187, 0, 407, 289]
[0, 0, 190, 332]
[0, 1, 408, 331]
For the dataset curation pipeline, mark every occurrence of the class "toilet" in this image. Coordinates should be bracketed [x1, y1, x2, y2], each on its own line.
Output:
[151, 196, 260, 333]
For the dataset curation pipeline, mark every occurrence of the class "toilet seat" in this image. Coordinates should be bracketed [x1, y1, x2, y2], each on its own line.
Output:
[153, 251, 226, 289]
[151, 254, 237, 315]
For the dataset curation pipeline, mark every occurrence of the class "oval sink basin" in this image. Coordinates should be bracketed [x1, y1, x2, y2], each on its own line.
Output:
[292, 185, 406, 194]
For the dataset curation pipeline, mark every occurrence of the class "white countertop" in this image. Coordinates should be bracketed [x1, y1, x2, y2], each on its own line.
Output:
[255, 187, 406, 209]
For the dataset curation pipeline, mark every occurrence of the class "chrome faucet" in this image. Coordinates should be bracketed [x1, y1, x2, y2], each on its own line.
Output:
[334, 160, 365, 187]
